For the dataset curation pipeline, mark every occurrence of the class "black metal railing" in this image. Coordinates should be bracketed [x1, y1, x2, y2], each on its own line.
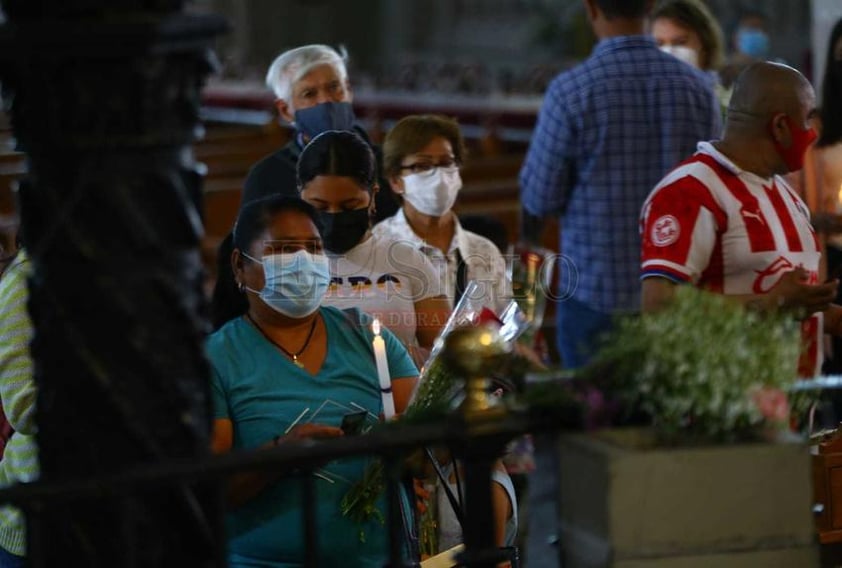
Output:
[0, 398, 576, 568]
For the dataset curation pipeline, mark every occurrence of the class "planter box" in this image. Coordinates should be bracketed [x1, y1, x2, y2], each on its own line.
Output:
[557, 429, 818, 568]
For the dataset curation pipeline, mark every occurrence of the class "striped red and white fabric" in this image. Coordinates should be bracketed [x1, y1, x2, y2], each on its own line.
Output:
[640, 142, 822, 377]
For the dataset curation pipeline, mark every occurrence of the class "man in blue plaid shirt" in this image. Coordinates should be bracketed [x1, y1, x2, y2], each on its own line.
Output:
[520, 0, 721, 368]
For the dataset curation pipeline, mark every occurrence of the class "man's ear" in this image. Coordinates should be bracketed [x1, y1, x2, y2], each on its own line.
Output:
[770, 113, 791, 145]
[275, 99, 295, 123]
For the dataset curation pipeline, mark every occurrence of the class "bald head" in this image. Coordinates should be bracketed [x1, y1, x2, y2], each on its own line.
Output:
[717, 61, 818, 177]
[727, 62, 815, 128]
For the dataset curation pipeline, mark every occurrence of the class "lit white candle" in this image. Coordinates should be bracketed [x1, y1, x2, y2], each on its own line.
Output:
[372, 318, 395, 420]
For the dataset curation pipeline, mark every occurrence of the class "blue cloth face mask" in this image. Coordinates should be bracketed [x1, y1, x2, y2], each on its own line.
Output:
[737, 28, 770, 59]
[244, 250, 331, 318]
[294, 101, 356, 139]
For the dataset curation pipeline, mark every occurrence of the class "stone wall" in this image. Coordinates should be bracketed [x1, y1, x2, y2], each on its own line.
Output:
[208, 0, 812, 94]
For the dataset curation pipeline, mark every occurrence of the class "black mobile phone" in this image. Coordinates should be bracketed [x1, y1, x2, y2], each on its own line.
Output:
[340, 410, 368, 436]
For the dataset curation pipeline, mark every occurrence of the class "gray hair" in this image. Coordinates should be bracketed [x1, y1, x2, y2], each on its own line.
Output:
[265, 44, 349, 103]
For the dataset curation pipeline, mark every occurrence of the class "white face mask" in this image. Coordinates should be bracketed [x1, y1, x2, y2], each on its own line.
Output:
[660, 45, 700, 69]
[401, 166, 463, 217]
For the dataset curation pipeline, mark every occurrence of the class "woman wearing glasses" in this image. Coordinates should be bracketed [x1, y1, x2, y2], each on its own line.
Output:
[374, 115, 508, 310]
[375, 116, 517, 560]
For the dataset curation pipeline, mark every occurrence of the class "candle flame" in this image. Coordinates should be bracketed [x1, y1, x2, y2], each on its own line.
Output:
[838, 183, 842, 207]
[372, 318, 381, 336]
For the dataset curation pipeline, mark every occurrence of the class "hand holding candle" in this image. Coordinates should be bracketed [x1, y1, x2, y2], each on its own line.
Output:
[372, 318, 395, 420]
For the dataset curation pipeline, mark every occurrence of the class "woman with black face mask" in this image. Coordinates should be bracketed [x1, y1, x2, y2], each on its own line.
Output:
[791, 17, 842, 374]
[298, 130, 450, 364]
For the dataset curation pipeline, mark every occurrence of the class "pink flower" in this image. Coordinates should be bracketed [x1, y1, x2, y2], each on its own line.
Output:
[751, 387, 790, 423]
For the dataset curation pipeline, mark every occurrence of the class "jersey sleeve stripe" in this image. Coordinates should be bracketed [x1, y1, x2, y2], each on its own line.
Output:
[641, 260, 693, 282]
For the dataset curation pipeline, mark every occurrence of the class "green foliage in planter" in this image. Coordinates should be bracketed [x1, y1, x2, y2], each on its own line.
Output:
[590, 286, 801, 442]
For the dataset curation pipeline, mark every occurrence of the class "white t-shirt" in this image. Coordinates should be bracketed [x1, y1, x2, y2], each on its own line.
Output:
[436, 466, 518, 553]
[321, 232, 441, 347]
[640, 141, 822, 377]
[373, 209, 509, 310]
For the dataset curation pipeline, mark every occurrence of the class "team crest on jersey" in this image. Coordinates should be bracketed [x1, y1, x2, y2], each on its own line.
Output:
[651, 215, 680, 247]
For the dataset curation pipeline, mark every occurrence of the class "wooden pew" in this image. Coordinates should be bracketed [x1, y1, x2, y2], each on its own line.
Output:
[814, 428, 842, 544]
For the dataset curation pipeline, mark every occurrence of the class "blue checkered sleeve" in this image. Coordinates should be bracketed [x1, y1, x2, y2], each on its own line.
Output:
[520, 80, 577, 217]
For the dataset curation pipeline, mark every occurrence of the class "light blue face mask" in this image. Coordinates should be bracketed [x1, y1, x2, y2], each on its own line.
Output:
[737, 28, 770, 59]
[244, 250, 331, 318]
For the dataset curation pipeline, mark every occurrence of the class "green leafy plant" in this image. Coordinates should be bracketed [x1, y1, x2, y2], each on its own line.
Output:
[339, 356, 462, 540]
[590, 286, 802, 443]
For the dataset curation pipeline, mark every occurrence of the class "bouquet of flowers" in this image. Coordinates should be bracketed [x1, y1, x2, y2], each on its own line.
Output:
[340, 282, 530, 539]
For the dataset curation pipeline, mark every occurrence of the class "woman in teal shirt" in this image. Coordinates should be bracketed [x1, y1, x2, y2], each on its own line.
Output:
[208, 195, 418, 567]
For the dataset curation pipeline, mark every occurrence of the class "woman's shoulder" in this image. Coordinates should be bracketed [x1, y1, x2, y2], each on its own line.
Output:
[319, 306, 377, 348]
[370, 229, 421, 252]
[206, 317, 247, 352]
[369, 233, 435, 272]
[0, 250, 31, 301]
[320, 305, 376, 331]
[321, 304, 366, 323]
[460, 229, 505, 261]
[371, 213, 402, 237]
[369, 233, 429, 262]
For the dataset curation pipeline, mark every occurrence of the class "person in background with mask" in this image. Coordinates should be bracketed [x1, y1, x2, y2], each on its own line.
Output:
[374, 115, 508, 310]
[208, 195, 419, 567]
[641, 62, 840, 378]
[650, 0, 729, 113]
[651, 0, 724, 73]
[374, 117, 527, 562]
[733, 10, 770, 61]
[790, 18, 842, 373]
[720, 9, 771, 90]
[242, 44, 398, 222]
[297, 130, 450, 363]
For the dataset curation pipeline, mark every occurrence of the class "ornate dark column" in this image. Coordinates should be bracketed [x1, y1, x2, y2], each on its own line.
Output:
[0, 1, 228, 565]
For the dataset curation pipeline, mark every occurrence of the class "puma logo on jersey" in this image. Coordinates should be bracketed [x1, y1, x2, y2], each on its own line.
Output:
[740, 208, 766, 226]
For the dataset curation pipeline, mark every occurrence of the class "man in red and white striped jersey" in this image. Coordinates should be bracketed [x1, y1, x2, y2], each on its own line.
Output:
[640, 62, 840, 377]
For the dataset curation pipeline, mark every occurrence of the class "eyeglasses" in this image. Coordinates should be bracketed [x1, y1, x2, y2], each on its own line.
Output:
[399, 161, 460, 177]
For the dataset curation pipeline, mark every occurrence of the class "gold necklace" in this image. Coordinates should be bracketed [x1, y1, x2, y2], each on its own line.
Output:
[245, 313, 318, 368]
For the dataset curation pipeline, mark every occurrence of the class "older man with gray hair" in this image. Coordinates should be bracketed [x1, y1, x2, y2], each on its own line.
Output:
[242, 44, 397, 220]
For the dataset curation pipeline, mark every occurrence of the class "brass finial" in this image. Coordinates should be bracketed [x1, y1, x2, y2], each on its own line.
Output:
[441, 324, 511, 421]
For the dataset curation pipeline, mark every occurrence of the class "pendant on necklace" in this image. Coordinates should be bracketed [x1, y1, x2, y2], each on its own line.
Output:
[292, 355, 304, 368]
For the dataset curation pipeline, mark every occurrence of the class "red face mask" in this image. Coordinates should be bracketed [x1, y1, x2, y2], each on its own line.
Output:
[771, 115, 817, 172]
